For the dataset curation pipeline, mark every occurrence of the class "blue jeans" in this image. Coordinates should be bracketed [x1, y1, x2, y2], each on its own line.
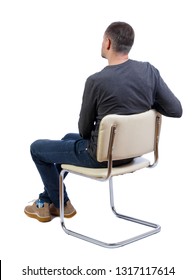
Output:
[30, 133, 106, 208]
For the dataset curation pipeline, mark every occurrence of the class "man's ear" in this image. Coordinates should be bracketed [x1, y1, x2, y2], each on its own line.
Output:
[106, 38, 111, 50]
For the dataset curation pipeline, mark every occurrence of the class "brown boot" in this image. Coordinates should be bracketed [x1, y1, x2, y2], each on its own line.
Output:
[50, 200, 76, 218]
[24, 200, 51, 222]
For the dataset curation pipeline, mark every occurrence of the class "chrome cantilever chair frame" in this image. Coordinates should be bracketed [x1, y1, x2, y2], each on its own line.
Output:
[59, 110, 162, 248]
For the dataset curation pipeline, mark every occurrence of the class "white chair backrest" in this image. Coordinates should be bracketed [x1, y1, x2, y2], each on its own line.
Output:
[97, 110, 161, 162]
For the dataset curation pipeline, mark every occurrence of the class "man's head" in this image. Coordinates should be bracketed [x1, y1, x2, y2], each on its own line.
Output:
[101, 21, 135, 59]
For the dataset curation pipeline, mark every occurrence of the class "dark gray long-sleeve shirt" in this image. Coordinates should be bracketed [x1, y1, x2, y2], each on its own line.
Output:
[78, 59, 182, 160]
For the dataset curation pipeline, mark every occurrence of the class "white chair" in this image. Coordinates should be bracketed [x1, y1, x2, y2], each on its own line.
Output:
[59, 110, 162, 248]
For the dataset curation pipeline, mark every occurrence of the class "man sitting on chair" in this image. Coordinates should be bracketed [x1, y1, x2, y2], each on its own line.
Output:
[24, 21, 182, 222]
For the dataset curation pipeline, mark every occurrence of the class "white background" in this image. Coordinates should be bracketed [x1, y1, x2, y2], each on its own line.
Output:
[0, 0, 194, 279]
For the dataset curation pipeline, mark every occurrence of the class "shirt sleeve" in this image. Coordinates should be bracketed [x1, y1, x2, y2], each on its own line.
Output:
[78, 77, 97, 139]
[152, 69, 183, 117]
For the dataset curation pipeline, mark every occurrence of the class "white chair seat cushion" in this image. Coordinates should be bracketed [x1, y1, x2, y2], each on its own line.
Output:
[61, 157, 150, 179]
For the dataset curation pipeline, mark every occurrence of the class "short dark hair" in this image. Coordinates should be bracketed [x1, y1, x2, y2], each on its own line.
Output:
[105, 21, 135, 54]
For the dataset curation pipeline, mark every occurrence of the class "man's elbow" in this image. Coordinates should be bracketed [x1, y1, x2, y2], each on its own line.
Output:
[173, 103, 183, 118]
[166, 107, 183, 118]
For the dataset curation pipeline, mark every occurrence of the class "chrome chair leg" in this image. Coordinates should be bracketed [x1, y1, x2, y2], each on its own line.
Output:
[59, 170, 161, 248]
[109, 177, 161, 245]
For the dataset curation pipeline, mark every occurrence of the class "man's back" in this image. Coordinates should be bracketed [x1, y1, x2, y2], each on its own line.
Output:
[90, 59, 166, 116]
[79, 59, 182, 160]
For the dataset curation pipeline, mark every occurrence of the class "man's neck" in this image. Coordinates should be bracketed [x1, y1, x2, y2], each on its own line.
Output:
[108, 54, 129, 66]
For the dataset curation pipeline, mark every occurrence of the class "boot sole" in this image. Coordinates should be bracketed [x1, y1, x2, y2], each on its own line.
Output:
[24, 209, 51, 222]
[51, 210, 77, 218]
